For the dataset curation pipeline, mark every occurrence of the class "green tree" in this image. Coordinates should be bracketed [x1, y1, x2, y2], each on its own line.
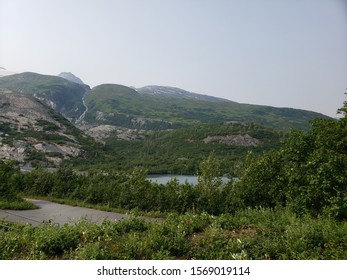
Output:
[0, 161, 19, 201]
[196, 153, 224, 214]
[231, 95, 347, 220]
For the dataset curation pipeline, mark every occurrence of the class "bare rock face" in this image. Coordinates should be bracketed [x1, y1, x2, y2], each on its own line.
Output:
[202, 134, 260, 147]
[0, 141, 26, 162]
[0, 89, 61, 130]
[82, 124, 146, 141]
[84, 124, 117, 139]
[0, 89, 83, 166]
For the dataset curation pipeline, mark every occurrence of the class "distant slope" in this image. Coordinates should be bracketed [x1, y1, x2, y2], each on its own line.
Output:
[0, 72, 90, 122]
[85, 84, 176, 129]
[0, 89, 95, 168]
[0, 72, 330, 131]
[84, 121, 283, 174]
[58, 72, 85, 85]
[85, 83, 329, 130]
[136, 85, 229, 102]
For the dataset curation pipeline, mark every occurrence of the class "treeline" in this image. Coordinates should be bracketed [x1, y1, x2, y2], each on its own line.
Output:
[0, 157, 232, 215]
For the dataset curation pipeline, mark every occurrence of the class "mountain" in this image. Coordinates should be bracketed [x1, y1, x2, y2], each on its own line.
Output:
[0, 71, 330, 132]
[0, 72, 333, 173]
[0, 72, 90, 122]
[0, 88, 94, 169]
[85, 83, 329, 131]
[58, 72, 85, 85]
[136, 85, 229, 102]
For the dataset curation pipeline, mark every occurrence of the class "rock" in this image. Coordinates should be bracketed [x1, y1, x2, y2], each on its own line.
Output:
[202, 134, 260, 147]
[0, 141, 26, 162]
[0, 89, 86, 166]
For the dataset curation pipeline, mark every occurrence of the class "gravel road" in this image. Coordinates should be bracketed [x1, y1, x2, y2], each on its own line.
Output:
[0, 199, 139, 226]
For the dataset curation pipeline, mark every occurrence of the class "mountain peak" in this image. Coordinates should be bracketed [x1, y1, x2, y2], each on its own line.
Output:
[58, 72, 85, 85]
[135, 85, 229, 103]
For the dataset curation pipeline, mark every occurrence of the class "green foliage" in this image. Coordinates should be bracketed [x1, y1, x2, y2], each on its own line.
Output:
[232, 107, 347, 220]
[77, 122, 282, 175]
[195, 153, 224, 214]
[0, 209, 346, 260]
[0, 200, 38, 210]
[0, 161, 19, 201]
[36, 120, 60, 131]
[0, 161, 37, 209]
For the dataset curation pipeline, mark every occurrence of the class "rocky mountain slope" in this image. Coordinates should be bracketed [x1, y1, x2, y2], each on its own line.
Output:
[0, 72, 90, 122]
[0, 88, 93, 169]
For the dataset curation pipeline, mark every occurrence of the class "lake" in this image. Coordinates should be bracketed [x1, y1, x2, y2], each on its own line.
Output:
[147, 175, 230, 185]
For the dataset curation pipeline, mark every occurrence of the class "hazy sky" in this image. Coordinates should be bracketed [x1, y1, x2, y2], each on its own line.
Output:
[1, 0, 346, 117]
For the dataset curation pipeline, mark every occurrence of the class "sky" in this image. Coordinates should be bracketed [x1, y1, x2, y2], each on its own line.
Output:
[0, 0, 346, 117]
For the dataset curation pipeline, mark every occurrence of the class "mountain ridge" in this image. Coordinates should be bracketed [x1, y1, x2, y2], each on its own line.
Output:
[0, 71, 332, 173]
[0, 71, 330, 132]
[135, 85, 230, 103]
[85, 83, 329, 131]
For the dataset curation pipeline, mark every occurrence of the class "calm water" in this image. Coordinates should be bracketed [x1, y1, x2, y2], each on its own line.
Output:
[147, 175, 230, 185]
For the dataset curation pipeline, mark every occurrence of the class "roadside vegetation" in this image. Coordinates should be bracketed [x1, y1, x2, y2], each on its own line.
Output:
[1, 210, 346, 260]
[0, 96, 346, 259]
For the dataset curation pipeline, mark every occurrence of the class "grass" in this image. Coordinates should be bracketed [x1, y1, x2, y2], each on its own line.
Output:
[0, 208, 346, 260]
[0, 199, 38, 210]
[24, 196, 167, 219]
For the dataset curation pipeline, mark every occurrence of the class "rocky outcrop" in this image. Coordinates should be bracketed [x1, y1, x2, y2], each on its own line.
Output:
[82, 124, 146, 141]
[202, 134, 260, 147]
[0, 140, 26, 162]
[0, 89, 84, 166]
[58, 72, 85, 85]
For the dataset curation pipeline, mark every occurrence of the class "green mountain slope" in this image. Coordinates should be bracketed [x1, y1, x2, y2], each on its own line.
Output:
[0, 73, 329, 131]
[85, 84, 329, 130]
[0, 72, 90, 121]
[74, 121, 284, 174]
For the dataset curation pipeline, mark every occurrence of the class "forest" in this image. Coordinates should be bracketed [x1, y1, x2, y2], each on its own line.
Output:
[0, 96, 346, 259]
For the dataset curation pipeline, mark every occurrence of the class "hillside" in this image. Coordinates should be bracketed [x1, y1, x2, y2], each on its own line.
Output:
[0, 88, 95, 169]
[85, 83, 329, 131]
[0, 72, 90, 122]
[136, 85, 229, 102]
[0, 72, 329, 131]
[74, 121, 283, 174]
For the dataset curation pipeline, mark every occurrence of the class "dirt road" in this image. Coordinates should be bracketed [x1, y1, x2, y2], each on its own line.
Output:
[0, 199, 136, 226]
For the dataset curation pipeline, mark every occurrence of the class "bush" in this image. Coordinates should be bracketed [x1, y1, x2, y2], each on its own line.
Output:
[231, 113, 347, 220]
